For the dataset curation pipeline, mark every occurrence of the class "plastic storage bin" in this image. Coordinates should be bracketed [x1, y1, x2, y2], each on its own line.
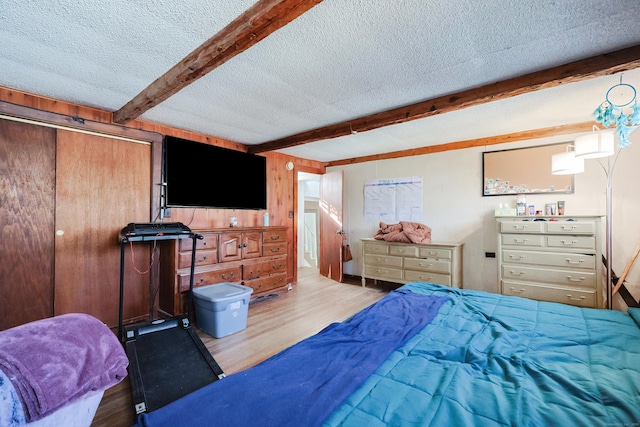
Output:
[192, 283, 253, 338]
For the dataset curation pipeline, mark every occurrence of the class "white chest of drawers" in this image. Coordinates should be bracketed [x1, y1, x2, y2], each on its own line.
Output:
[496, 216, 603, 308]
[361, 238, 462, 288]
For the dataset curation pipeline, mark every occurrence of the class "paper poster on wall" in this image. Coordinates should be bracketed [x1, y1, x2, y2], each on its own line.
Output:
[364, 176, 423, 222]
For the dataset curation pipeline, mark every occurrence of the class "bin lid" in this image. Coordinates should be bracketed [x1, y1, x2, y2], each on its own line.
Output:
[192, 283, 253, 302]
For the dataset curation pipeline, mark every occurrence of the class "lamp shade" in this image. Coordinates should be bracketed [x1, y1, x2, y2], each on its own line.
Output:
[574, 129, 615, 159]
[552, 151, 584, 175]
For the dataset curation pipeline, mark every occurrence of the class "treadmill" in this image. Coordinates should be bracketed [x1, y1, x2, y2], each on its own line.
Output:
[118, 222, 225, 415]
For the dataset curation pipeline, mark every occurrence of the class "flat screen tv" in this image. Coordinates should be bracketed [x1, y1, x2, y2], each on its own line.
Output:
[163, 136, 267, 210]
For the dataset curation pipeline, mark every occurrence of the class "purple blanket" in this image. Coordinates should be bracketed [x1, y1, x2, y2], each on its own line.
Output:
[137, 289, 447, 427]
[0, 313, 128, 422]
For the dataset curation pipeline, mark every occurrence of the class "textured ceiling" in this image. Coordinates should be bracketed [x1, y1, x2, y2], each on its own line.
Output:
[2, 0, 640, 162]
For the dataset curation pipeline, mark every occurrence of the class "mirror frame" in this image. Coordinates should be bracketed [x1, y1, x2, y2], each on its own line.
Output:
[482, 143, 575, 196]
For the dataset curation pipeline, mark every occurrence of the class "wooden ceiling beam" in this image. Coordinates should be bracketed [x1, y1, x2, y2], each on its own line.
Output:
[249, 45, 640, 154]
[113, 0, 323, 124]
[326, 122, 595, 167]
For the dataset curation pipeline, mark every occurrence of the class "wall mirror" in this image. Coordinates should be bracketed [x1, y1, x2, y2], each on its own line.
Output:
[483, 143, 574, 196]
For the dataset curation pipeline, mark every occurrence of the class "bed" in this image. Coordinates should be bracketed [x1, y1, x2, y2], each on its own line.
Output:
[135, 282, 640, 426]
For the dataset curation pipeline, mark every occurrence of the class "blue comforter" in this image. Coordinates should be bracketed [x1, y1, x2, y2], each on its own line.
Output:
[136, 288, 448, 427]
[326, 282, 640, 426]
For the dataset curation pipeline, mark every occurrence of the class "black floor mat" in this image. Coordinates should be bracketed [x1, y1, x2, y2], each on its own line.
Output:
[134, 326, 219, 412]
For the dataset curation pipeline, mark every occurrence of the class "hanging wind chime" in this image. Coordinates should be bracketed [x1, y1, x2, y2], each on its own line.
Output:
[592, 75, 640, 147]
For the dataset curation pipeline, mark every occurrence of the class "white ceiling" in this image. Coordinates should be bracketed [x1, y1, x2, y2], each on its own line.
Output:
[2, 0, 640, 162]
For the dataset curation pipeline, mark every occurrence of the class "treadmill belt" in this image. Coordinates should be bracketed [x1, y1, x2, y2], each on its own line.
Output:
[135, 326, 219, 412]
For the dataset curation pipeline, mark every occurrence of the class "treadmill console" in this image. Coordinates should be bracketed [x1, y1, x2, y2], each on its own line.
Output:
[119, 222, 193, 242]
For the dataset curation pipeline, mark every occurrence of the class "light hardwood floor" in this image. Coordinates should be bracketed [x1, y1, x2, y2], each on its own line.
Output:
[91, 269, 396, 427]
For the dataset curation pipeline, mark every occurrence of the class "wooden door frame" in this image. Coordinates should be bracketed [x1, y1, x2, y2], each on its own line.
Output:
[293, 164, 326, 280]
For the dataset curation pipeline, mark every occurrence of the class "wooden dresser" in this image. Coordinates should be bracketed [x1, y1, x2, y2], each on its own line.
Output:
[159, 226, 288, 315]
[496, 216, 603, 308]
[361, 238, 463, 288]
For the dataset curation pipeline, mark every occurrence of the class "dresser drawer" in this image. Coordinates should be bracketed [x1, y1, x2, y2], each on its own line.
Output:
[497, 216, 602, 308]
[244, 272, 287, 294]
[404, 257, 451, 274]
[502, 250, 595, 270]
[501, 234, 545, 247]
[546, 221, 595, 235]
[389, 245, 418, 257]
[263, 230, 287, 243]
[546, 235, 595, 250]
[361, 239, 462, 289]
[363, 242, 389, 255]
[404, 270, 451, 286]
[263, 242, 287, 256]
[502, 281, 596, 308]
[500, 221, 545, 233]
[417, 247, 452, 259]
[364, 265, 403, 281]
[179, 233, 218, 251]
[178, 248, 218, 269]
[502, 265, 595, 288]
[243, 257, 286, 280]
[180, 266, 242, 292]
[364, 254, 403, 268]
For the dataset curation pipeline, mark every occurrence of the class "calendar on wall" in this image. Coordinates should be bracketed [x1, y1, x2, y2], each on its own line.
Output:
[364, 176, 423, 222]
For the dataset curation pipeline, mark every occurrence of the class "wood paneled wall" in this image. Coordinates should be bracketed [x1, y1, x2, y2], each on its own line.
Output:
[0, 85, 326, 287]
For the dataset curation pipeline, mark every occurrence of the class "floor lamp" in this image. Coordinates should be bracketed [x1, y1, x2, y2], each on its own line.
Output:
[573, 133, 619, 310]
[552, 77, 638, 309]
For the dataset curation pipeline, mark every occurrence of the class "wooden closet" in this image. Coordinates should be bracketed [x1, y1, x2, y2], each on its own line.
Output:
[0, 118, 152, 329]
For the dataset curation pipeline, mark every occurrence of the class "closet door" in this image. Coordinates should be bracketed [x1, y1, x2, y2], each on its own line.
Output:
[0, 120, 56, 330]
[54, 130, 151, 326]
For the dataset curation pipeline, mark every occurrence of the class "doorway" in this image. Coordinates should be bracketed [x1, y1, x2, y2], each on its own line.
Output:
[297, 172, 321, 272]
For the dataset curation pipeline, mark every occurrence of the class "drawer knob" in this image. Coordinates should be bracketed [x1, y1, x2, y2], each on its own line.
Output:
[509, 270, 526, 276]
[566, 294, 586, 301]
[270, 247, 280, 253]
[222, 272, 235, 280]
[561, 225, 578, 230]
[514, 238, 528, 243]
[509, 255, 525, 260]
[566, 276, 585, 282]
[270, 236, 280, 241]
[560, 240, 578, 245]
[509, 287, 525, 294]
[566, 259, 584, 265]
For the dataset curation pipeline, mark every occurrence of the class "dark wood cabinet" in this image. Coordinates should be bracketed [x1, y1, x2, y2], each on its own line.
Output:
[159, 226, 288, 316]
[219, 231, 262, 262]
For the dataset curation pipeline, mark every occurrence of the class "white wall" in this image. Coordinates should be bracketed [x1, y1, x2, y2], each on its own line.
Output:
[332, 132, 640, 308]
